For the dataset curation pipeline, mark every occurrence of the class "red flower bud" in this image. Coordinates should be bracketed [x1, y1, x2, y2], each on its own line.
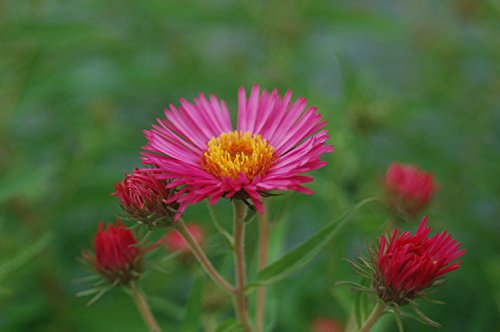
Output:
[372, 217, 465, 305]
[384, 163, 437, 217]
[164, 224, 203, 253]
[311, 317, 343, 332]
[84, 221, 143, 285]
[113, 168, 179, 229]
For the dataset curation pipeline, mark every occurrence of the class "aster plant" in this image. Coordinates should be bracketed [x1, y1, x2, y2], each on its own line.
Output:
[79, 86, 465, 332]
[140, 85, 334, 330]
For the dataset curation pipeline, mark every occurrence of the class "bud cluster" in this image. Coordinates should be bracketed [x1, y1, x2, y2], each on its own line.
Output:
[81, 167, 199, 293]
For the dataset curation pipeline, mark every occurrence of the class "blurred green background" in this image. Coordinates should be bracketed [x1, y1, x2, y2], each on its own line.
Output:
[1, 0, 499, 331]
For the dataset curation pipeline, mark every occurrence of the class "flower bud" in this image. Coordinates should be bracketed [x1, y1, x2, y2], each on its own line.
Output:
[83, 221, 143, 285]
[113, 168, 179, 229]
[372, 216, 464, 305]
[384, 162, 437, 218]
[311, 317, 343, 332]
[164, 223, 203, 254]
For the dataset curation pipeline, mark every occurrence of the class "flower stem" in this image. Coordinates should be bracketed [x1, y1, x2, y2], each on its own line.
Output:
[130, 282, 162, 332]
[177, 219, 235, 294]
[255, 206, 269, 332]
[233, 201, 253, 332]
[359, 301, 385, 332]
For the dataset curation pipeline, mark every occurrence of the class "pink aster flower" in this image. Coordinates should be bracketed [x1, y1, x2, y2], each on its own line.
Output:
[142, 85, 333, 220]
[384, 162, 437, 217]
[372, 216, 465, 305]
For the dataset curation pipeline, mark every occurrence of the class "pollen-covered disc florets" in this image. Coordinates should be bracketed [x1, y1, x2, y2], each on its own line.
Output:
[201, 131, 276, 180]
[83, 221, 143, 286]
[113, 168, 178, 229]
[371, 216, 464, 305]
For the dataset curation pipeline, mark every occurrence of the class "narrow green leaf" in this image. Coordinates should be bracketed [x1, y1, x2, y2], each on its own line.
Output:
[353, 278, 372, 329]
[396, 310, 427, 327]
[148, 296, 185, 321]
[251, 198, 377, 287]
[263, 287, 279, 332]
[0, 232, 52, 280]
[181, 273, 204, 332]
[214, 319, 243, 332]
[243, 206, 256, 223]
[0, 166, 53, 203]
[74, 274, 102, 283]
[0, 286, 13, 298]
[411, 304, 441, 328]
[353, 292, 363, 329]
[87, 280, 118, 306]
[393, 304, 405, 332]
[76, 288, 103, 297]
[207, 203, 233, 249]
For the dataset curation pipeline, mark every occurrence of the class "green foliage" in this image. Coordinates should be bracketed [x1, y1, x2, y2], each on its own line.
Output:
[1, 0, 499, 331]
[180, 273, 204, 332]
[252, 198, 376, 287]
[0, 233, 52, 282]
[214, 319, 243, 332]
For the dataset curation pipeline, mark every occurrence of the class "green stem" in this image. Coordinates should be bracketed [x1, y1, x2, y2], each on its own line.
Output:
[130, 283, 162, 332]
[233, 201, 253, 332]
[177, 219, 235, 294]
[359, 302, 385, 332]
[255, 206, 269, 332]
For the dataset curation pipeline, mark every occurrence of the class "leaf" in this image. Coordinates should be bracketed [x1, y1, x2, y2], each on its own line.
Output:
[76, 288, 103, 298]
[243, 206, 256, 223]
[0, 166, 53, 203]
[411, 304, 441, 328]
[353, 278, 372, 329]
[0, 232, 52, 280]
[207, 203, 233, 249]
[180, 273, 204, 332]
[87, 280, 119, 306]
[250, 198, 377, 287]
[214, 319, 244, 332]
[148, 295, 184, 321]
[262, 287, 279, 332]
[0, 286, 13, 298]
[393, 304, 405, 332]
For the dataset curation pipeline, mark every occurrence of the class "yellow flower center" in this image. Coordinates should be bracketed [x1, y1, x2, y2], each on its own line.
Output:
[201, 131, 276, 180]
